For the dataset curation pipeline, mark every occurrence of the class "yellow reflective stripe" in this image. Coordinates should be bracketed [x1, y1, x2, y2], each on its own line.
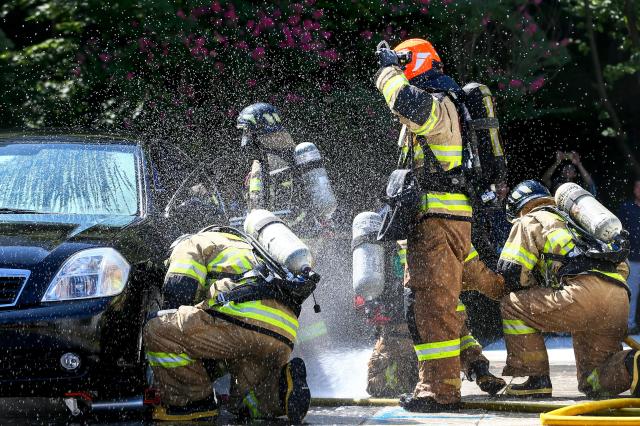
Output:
[586, 369, 602, 394]
[397, 248, 407, 266]
[422, 193, 472, 213]
[249, 178, 263, 192]
[415, 338, 461, 361]
[146, 351, 194, 368]
[428, 144, 462, 169]
[280, 179, 293, 188]
[502, 319, 538, 335]
[382, 74, 409, 104]
[543, 229, 575, 255]
[465, 246, 478, 263]
[207, 247, 255, 274]
[456, 301, 466, 312]
[591, 270, 626, 284]
[460, 334, 481, 351]
[168, 259, 207, 285]
[402, 141, 425, 162]
[210, 301, 299, 338]
[500, 243, 537, 270]
[415, 100, 438, 135]
[242, 390, 261, 418]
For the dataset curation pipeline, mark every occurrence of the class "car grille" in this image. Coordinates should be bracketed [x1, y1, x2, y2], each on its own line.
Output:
[0, 269, 30, 307]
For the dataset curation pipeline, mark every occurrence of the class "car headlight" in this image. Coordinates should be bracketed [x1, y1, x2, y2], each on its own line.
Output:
[42, 248, 131, 302]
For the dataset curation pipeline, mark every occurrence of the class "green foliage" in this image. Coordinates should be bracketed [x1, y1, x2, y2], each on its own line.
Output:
[0, 0, 569, 131]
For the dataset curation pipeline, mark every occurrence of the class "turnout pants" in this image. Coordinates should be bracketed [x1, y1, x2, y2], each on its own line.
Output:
[405, 217, 471, 404]
[501, 275, 631, 396]
[144, 306, 291, 416]
[367, 318, 486, 397]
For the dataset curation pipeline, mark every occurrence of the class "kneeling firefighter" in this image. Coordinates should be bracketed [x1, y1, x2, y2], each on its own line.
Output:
[237, 102, 337, 234]
[498, 180, 635, 398]
[144, 210, 318, 422]
[353, 213, 506, 398]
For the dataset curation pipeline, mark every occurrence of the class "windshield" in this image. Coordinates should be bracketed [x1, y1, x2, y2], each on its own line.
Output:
[0, 141, 139, 216]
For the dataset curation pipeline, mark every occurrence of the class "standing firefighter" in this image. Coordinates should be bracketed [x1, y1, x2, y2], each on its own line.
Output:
[144, 225, 315, 422]
[375, 38, 473, 411]
[498, 180, 636, 398]
[363, 242, 506, 398]
[237, 102, 337, 232]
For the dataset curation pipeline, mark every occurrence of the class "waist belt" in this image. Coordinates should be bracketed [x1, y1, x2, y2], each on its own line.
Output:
[205, 308, 295, 349]
[549, 254, 630, 297]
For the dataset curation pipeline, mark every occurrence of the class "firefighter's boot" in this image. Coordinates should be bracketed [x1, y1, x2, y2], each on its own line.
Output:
[152, 394, 218, 422]
[468, 360, 506, 396]
[399, 394, 461, 413]
[504, 375, 552, 399]
[625, 350, 640, 396]
[279, 357, 311, 424]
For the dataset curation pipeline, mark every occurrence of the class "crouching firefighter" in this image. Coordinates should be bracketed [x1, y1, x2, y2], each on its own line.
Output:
[357, 238, 506, 398]
[498, 180, 635, 398]
[143, 221, 318, 422]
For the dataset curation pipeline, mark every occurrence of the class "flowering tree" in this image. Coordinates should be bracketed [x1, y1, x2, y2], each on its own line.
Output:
[1, 0, 568, 130]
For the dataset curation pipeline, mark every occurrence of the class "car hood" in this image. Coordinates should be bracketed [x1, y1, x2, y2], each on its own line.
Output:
[0, 214, 139, 267]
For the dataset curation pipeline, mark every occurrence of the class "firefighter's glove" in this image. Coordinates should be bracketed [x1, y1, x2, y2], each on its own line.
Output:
[376, 48, 399, 68]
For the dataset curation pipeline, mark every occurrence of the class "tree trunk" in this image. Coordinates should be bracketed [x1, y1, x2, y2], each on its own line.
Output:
[583, 0, 640, 175]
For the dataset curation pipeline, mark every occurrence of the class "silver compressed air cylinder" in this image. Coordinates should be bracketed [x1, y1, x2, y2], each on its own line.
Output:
[294, 142, 338, 219]
[555, 182, 622, 243]
[352, 212, 385, 300]
[244, 209, 314, 274]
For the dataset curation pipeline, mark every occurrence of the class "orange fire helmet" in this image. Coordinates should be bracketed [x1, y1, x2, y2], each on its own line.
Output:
[394, 38, 441, 81]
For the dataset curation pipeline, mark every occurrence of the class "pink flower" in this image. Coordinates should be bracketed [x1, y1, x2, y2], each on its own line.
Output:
[191, 6, 208, 18]
[138, 37, 152, 52]
[321, 30, 332, 39]
[251, 47, 266, 60]
[273, 9, 282, 18]
[211, 1, 222, 13]
[529, 76, 545, 92]
[300, 32, 312, 44]
[98, 53, 111, 62]
[226, 108, 237, 118]
[214, 61, 225, 72]
[126, 71, 135, 80]
[224, 9, 237, 20]
[509, 79, 523, 88]
[534, 0, 542, 4]
[560, 38, 569, 46]
[291, 3, 304, 14]
[312, 9, 324, 19]
[235, 41, 249, 49]
[421, 0, 430, 3]
[194, 37, 206, 48]
[482, 15, 491, 26]
[291, 26, 302, 36]
[526, 23, 538, 36]
[360, 30, 373, 40]
[247, 79, 257, 87]
[71, 67, 81, 77]
[288, 15, 300, 26]
[320, 83, 332, 92]
[498, 82, 506, 90]
[279, 36, 296, 48]
[303, 19, 313, 30]
[260, 17, 275, 29]
[247, 20, 255, 30]
[319, 49, 339, 61]
[176, 9, 186, 19]
[420, 7, 428, 14]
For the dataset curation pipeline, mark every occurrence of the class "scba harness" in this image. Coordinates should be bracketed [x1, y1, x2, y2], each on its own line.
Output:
[200, 225, 320, 317]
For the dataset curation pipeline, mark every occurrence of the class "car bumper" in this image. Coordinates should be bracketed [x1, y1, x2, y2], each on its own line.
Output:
[0, 298, 144, 397]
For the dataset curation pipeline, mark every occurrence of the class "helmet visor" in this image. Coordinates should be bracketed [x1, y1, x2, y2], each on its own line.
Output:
[257, 130, 295, 151]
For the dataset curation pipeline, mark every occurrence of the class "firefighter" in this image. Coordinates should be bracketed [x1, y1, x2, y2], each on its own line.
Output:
[143, 228, 311, 422]
[375, 38, 473, 411]
[237, 103, 336, 234]
[498, 180, 634, 398]
[364, 243, 506, 397]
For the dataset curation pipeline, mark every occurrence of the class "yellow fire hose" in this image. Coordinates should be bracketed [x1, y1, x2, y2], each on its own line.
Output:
[310, 336, 640, 423]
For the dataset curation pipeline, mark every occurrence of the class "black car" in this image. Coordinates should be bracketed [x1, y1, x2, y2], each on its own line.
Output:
[0, 134, 229, 410]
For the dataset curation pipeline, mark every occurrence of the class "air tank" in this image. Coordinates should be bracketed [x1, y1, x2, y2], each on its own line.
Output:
[555, 182, 622, 243]
[244, 209, 314, 273]
[293, 142, 337, 219]
[352, 212, 385, 300]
